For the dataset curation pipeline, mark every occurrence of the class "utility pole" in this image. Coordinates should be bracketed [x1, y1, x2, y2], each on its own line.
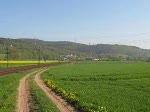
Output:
[58, 54, 60, 63]
[38, 46, 40, 68]
[6, 38, 9, 68]
[34, 37, 40, 67]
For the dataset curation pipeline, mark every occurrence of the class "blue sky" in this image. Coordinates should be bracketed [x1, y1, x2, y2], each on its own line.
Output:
[0, 0, 150, 49]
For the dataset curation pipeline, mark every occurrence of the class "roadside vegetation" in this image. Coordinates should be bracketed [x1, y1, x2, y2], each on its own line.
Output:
[42, 62, 150, 112]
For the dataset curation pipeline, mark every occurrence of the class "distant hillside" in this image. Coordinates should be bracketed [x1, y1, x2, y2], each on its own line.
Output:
[0, 37, 150, 61]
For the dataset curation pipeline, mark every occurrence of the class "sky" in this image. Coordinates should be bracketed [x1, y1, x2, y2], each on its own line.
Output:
[0, 0, 150, 49]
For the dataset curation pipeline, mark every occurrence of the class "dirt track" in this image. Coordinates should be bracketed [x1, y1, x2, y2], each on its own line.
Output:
[17, 70, 40, 112]
[17, 67, 75, 112]
[35, 69, 76, 112]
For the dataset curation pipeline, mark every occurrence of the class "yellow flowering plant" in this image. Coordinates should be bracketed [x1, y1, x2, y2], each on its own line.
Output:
[44, 79, 108, 112]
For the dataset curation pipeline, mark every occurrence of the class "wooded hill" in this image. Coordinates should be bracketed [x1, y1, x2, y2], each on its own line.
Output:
[0, 37, 150, 61]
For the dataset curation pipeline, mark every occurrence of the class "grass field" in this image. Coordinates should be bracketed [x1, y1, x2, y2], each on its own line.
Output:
[42, 62, 150, 112]
[0, 70, 34, 112]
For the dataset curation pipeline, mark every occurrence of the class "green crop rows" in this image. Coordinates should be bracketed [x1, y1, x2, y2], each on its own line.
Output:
[42, 62, 150, 112]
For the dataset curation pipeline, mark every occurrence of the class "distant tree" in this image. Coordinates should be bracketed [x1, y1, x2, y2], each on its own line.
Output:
[146, 57, 150, 62]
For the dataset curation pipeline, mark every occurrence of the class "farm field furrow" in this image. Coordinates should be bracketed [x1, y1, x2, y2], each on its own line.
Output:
[42, 62, 150, 112]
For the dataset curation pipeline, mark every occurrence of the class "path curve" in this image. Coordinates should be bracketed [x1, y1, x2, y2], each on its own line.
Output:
[35, 68, 76, 112]
[17, 69, 41, 112]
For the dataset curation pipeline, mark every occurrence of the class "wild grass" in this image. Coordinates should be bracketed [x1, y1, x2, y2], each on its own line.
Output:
[41, 62, 150, 112]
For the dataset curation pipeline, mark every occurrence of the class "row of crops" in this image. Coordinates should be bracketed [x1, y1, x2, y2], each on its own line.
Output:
[41, 62, 150, 112]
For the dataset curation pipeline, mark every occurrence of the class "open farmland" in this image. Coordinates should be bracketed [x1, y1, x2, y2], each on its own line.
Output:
[42, 62, 150, 112]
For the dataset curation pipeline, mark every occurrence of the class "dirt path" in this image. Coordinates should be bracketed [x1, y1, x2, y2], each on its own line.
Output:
[35, 69, 76, 112]
[17, 67, 75, 112]
[17, 69, 41, 112]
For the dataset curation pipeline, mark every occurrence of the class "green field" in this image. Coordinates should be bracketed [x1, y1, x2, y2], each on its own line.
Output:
[0, 70, 34, 112]
[42, 62, 150, 112]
